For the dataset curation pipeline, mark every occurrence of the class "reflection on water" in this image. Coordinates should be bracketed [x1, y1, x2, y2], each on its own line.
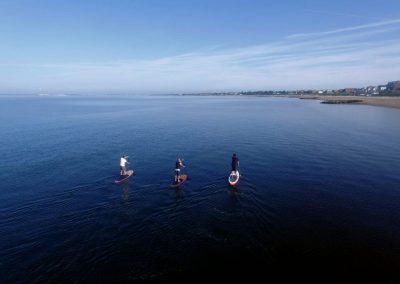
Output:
[121, 184, 131, 201]
[174, 188, 186, 202]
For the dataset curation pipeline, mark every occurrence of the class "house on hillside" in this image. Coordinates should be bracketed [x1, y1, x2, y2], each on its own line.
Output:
[378, 85, 387, 92]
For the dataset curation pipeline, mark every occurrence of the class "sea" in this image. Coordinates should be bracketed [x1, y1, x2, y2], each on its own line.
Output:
[1, 95, 400, 282]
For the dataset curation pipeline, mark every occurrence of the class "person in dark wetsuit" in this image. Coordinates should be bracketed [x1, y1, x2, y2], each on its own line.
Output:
[175, 158, 185, 182]
[231, 153, 239, 175]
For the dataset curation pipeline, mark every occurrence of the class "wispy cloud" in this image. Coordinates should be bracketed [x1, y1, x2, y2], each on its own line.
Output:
[1, 18, 400, 94]
[285, 18, 400, 39]
[300, 9, 388, 21]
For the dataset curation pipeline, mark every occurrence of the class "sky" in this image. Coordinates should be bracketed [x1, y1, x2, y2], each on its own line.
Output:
[0, 0, 399, 95]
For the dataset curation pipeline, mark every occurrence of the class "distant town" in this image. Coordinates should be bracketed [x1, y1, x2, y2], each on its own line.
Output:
[179, 80, 400, 97]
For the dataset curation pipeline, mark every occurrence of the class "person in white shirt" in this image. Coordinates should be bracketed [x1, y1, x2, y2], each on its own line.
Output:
[120, 155, 129, 175]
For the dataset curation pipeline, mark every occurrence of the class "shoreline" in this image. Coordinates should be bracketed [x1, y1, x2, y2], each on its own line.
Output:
[293, 95, 400, 109]
[171, 93, 400, 109]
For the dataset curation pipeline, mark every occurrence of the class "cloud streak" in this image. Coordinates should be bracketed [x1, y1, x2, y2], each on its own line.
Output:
[286, 18, 400, 39]
[1, 18, 400, 94]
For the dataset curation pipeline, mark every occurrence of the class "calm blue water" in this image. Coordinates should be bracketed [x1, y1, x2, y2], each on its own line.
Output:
[1, 95, 400, 282]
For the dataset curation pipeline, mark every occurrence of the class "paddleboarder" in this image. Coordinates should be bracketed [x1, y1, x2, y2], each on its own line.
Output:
[120, 155, 130, 175]
[175, 158, 185, 182]
[231, 153, 239, 175]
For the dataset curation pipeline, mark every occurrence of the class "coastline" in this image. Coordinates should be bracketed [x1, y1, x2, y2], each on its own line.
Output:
[294, 95, 400, 109]
[167, 93, 400, 110]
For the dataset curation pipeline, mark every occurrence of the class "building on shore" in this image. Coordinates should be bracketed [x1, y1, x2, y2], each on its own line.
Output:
[387, 81, 400, 91]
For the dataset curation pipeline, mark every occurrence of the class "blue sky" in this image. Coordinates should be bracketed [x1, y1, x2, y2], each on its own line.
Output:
[0, 0, 400, 94]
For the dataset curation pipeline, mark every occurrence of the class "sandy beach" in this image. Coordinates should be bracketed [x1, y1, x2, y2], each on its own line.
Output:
[295, 95, 400, 109]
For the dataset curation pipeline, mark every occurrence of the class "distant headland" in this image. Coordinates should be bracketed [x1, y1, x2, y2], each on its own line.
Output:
[174, 80, 400, 97]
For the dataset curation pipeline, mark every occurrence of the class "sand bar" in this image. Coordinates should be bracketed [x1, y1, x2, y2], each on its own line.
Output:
[296, 95, 400, 109]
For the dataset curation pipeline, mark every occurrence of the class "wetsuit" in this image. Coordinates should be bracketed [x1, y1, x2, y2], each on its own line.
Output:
[231, 156, 239, 172]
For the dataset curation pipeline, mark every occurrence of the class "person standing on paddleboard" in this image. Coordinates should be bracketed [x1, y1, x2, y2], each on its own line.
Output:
[231, 153, 239, 175]
[175, 158, 185, 182]
[120, 155, 130, 175]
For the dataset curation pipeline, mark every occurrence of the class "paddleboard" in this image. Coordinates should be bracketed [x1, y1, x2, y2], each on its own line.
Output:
[228, 171, 240, 186]
[170, 174, 188, 188]
[115, 170, 135, 184]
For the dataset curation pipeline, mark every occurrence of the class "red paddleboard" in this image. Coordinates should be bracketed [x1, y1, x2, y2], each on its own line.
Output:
[170, 174, 188, 188]
[115, 170, 135, 184]
[228, 171, 240, 187]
